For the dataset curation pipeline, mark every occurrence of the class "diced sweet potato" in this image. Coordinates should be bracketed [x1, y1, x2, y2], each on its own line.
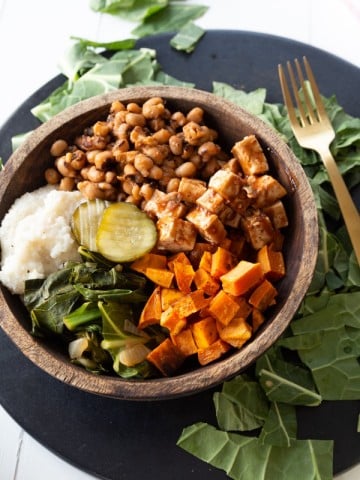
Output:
[131, 253, 167, 275]
[191, 316, 219, 349]
[210, 246, 234, 279]
[231, 135, 269, 175]
[252, 308, 266, 332]
[167, 251, 191, 272]
[160, 288, 185, 311]
[197, 339, 231, 366]
[217, 317, 252, 348]
[194, 268, 220, 296]
[160, 307, 187, 335]
[257, 244, 285, 281]
[188, 243, 216, 269]
[208, 290, 241, 325]
[173, 262, 195, 293]
[145, 267, 174, 288]
[233, 296, 253, 319]
[171, 328, 198, 356]
[248, 279, 277, 311]
[220, 260, 263, 296]
[138, 286, 162, 329]
[199, 250, 212, 273]
[172, 290, 210, 318]
[146, 338, 185, 376]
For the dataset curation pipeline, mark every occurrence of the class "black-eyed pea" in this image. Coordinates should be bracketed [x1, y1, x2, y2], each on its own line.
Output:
[105, 170, 117, 184]
[87, 165, 105, 183]
[122, 178, 135, 195]
[148, 118, 166, 132]
[142, 97, 165, 119]
[189, 153, 202, 168]
[125, 112, 146, 128]
[70, 150, 87, 170]
[152, 128, 171, 144]
[86, 149, 102, 164]
[175, 161, 197, 178]
[59, 177, 76, 191]
[139, 183, 154, 201]
[134, 153, 153, 177]
[123, 163, 138, 177]
[93, 121, 111, 137]
[201, 158, 220, 179]
[149, 165, 163, 180]
[170, 111, 186, 128]
[94, 150, 114, 170]
[110, 100, 126, 113]
[169, 134, 183, 155]
[198, 141, 221, 159]
[55, 155, 77, 178]
[186, 107, 204, 124]
[80, 166, 90, 180]
[166, 178, 180, 193]
[131, 183, 141, 202]
[45, 168, 61, 185]
[126, 102, 142, 114]
[50, 139, 68, 157]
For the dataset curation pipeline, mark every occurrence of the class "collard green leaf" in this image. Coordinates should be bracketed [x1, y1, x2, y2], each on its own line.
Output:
[213, 375, 269, 431]
[131, 4, 208, 38]
[90, 0, 168, 21]
[213, 82, 267, 115]
[170, 21, 205, 53]
[70, 36, 136, 51]
[259, 402, 297, 447]
[177, 422, 334, 480]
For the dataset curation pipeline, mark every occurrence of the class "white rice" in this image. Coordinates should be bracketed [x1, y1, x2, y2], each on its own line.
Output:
[0, 185, 83, 295]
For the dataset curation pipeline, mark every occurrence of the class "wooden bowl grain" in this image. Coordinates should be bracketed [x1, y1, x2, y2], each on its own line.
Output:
[0, 86, 318, 400]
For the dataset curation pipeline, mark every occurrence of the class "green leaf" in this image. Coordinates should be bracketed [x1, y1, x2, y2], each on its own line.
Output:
[213, 375, 269, 431]
[177, 422, 334, 480]
[213, 82, 267, 115]
[170, 21, 205, 53]
[259, 402, 297, 447]
[131, 4, 208, 38]
[70, 36, 136, 51]
[90, 0, 168, 21]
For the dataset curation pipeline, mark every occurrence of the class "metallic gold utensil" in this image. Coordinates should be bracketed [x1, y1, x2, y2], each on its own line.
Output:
[278, 56, 360, 265]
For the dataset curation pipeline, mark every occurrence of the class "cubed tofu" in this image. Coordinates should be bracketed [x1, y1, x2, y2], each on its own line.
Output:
[178, 178, 207, 203]
[196, 188, 225, 214]
[247, 175, 287, 208]
[157, 217, 197, 252]
[231, 135, 269, 175]
[208, 169, 242, 201]
[228, 190, 251, 215]
[241, 211, 275, 250]
[218, 205, 242, 228]
[144, 190, 187, 219]
[186, 207, 226, 245]
[263, 200, 289, 229]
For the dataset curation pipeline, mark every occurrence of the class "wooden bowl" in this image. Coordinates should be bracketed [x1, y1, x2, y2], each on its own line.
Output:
[0, 86, 318, 400]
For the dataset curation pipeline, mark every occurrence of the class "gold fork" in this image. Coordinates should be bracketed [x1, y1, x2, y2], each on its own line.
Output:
[278, 56, 360, 265]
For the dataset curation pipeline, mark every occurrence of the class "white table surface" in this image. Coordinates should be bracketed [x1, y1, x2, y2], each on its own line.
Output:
[0, 0, 359, 479]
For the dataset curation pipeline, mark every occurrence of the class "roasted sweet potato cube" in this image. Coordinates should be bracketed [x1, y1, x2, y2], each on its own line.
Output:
[138, 286, 162, 329]
[172, 290, 209, 318]
[191, 316, 219, 349]
[248, 279, 277, 311]
[257, 244, 286, 281]
[231, 135, 269, 175]
[131, 253, 167, 275]
[171, 328, 198, 357]
[188, 242, 216, 269]
[147, 338, 186, 376]
[194, 268, 220, 296]
[199, 250, 212, 273]
[211, 246, 234, 279]
[160, 307, 187, 335]
[252, 308, 266, 332]
[220, 261, 263, 296]
[173, 262, 195, 293]
[234, 296, 253, 319]
[145, 267, 174, 288]
[197, 339, 231, 366]
[208, 290, 241, 325]
[217, 317, 252, 348]
[167, 251, 191, 271]
[160, 288, 185, 311]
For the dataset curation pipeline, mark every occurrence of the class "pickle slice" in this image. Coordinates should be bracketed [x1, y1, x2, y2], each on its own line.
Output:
[72, 199, 110, 251]
[96, 202, 157, 263]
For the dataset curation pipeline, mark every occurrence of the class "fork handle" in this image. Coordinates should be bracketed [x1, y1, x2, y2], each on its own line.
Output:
[319, 146, 360, 265]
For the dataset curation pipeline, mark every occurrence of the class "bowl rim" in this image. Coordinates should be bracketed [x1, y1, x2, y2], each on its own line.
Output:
[0, 85, 318, 400]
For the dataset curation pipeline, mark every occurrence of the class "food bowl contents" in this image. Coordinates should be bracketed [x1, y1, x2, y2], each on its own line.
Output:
[0, 96, 290, 379]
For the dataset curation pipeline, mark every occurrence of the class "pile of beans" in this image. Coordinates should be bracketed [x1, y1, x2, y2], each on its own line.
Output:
[45, 97, 230, 204]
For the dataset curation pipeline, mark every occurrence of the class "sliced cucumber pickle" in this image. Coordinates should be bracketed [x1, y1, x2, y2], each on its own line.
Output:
[96, 202, 157, 263]
[72, 199, 110, 251]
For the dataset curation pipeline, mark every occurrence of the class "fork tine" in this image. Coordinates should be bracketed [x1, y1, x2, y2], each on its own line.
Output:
[302, 56, 328, 121]
[294, 58, 318, 124]
[278, 64, 301, 128]
[286, 60, 310, 126]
